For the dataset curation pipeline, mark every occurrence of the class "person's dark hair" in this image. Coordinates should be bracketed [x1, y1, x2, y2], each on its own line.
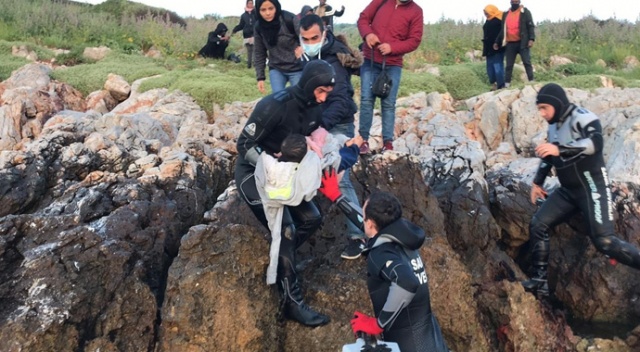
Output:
[365, 192, 402, 231]
[255, 0, 283, 47]
[279, 134, 308, 163]
[300, 14, 325, 32]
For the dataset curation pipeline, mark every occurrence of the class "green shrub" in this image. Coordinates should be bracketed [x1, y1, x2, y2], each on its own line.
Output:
[438, 65, 489, 99]
[553, 63, 605, 76]
[400, 72, 447, 96]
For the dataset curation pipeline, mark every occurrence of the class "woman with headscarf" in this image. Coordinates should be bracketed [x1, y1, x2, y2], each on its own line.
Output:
[253, 0, 303, 94]
[199, 23, 230, 59]
[482, 5, 505, 90]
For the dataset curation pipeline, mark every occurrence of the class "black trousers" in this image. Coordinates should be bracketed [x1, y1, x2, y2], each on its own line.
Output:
[235, 165, 322, 275]
[530, 179, 640, 269]
[504, 42, 534, 83]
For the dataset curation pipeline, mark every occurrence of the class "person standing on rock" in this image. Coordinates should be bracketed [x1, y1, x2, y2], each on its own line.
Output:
[299, 14, 367, 260]
[493, 0, 535, 87]
[316, 181, 449, 351]
[357, 0, 423, 154]
[232, 0, 257, 69]
[523, 83, 640, 296]
[235, 60, 336, 327]
[482, 5, 505, 91]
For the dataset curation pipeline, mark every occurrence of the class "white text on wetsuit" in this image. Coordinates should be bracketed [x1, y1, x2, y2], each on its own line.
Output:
[411, 256, 428, 284]
[583, 171, 602, 224]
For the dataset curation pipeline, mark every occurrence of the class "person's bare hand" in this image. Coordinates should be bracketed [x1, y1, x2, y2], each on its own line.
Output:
[378, 43, 391, 55]
[365, 33, 380, 49]
[493, 43, 499, 50]
[535, 143, 560, 158]
[530, 183, 547, 205]
[295, 46, 303, 59]
[528, 40, 534, 48]
[257, 80, 266, 94]
[346, 135, 364, 147]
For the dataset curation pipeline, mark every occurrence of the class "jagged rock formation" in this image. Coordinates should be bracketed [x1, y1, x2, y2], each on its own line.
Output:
[1, 63, 640, 351]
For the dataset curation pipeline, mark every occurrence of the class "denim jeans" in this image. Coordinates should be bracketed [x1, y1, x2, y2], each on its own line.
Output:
[486, 52, 505, 88]
[269, 69, 302, 93]
[359, 59, 402, 142]
[328, 123, 364, 240]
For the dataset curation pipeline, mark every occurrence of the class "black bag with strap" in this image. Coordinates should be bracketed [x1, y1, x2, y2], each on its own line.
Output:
[371, 47, 392, 98]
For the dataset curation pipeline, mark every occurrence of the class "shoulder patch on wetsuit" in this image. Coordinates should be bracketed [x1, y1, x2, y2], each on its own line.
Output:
[244, 123, 256, 136]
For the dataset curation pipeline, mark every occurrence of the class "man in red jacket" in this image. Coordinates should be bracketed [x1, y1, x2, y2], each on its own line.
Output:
[356, 0, 423, 154]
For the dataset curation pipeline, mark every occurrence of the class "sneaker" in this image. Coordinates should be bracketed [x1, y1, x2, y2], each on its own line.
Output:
[505, 82, 511, 88]
[341, 238, 366, 260]
[382, 140, 393, 152]
[359, 141, 370, 155]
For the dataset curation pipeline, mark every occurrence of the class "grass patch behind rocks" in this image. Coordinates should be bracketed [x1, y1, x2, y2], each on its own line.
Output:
[51, 52, 168, 95]
[437, 64, 489, 100]
[138, 60, 263, 115]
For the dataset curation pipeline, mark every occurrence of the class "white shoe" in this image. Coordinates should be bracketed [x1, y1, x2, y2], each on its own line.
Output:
[505, 82, 511, 88]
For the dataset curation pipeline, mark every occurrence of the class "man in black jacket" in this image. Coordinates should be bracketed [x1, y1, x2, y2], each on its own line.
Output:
[235, 60, 336, 327]
[232, 0, 256, 69]
[522, 83, 640, 296]
[299, 14, 366, 259]
[493, 0, 535, 87]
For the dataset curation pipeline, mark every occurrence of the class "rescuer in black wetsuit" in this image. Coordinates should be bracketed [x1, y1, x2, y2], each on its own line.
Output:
[235, 60, 336, 327]
[522, 83, 640, 296]
[318, 179, 448, 351]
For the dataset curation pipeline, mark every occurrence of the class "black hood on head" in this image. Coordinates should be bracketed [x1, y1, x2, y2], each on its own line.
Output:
[296, 60, 336, 104]
[536, 83, 570, 124]
[214, 23, 228, 36]
[300, 5, 313, 15]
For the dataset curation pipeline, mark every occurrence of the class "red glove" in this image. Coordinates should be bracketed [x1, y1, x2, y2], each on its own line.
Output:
[319, 166, 342, 202]
[350, 311, 383, 336]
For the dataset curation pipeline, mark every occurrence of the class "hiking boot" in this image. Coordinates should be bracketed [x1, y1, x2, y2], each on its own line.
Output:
[382, 140, 394, 152]
[341, 238, 366, 260]
[359, 141, 370, 155]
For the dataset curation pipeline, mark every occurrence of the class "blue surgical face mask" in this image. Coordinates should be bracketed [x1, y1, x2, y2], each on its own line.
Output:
[301, 32, 325, 57]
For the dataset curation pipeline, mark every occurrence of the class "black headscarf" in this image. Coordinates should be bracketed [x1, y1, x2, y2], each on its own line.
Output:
[255, 0, 282, 47]
[536, 83, 571, 124]
[213, 23, 228, 37]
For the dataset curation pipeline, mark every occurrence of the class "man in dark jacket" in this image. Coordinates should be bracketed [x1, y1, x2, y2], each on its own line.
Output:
[235, 60, 336, 327]
[199, 23, 230, 59]
[522, 83, 640, 296]
[313, 0, 345, 30]
[299, 14, 367, 259]
[316, 181, 449, 351]
[357, 0, 423, 154]
[493, 0, 535, 87]
[232, 0, 256, 68]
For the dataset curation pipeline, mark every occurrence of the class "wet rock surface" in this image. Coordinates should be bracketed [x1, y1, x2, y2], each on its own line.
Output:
[2, 64, 640, 351]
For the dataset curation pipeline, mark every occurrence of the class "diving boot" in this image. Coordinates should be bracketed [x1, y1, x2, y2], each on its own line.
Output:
[521, 265, 549, 297]
[277, 255, 329, 327]
[279, 276, 330, 327]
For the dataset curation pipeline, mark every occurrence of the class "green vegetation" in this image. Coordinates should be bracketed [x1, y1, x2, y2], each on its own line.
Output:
[1, 0, 639, 113]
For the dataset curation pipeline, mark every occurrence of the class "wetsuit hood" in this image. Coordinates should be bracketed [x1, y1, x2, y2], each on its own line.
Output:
[536, 83, 571, 124]
[369, 218, 426, 250]
[296, 59, 336, 105]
